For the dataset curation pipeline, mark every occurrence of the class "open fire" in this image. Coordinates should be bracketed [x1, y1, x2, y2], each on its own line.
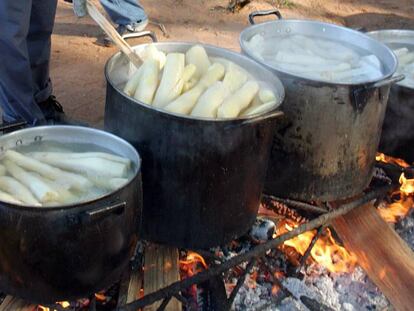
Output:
[280, 223, 358, 273]
[276, 153, 414, 275]
[29, 153, 414, 310]
[376, 153, 414, 223]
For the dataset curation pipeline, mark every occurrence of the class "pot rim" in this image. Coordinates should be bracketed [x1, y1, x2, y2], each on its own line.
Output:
[366, 29, 414, 90]
[367, 28, 414, 38]
[104, 41, 285, 123]
[239, 19, 399, 87]
[0, 125, 141, 211]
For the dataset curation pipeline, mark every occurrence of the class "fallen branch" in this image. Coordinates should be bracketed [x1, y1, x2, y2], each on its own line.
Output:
[262, 194, 328, 215]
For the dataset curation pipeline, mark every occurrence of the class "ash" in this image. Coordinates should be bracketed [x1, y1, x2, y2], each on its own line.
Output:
[233, 265, 391, 311]
[232, 211, 414, 311]
[395, 209, 414, 249]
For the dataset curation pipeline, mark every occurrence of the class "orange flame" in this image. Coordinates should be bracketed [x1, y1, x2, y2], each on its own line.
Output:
[278, 154, 414, 273]
[95, 293, 106, 301]
[400, 173, 414, 195]
[180, 251, 208, 269]
[378, 173, 414, 223]
[281, 223, 357, 273]
[378, 197, 414, 223]
[376, 153, 410, 168]
[38, 301, 70, 311]
[376, 152, 414, 222]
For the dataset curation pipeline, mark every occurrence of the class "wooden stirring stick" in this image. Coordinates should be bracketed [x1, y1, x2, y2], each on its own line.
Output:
[86, 0, 142, 68]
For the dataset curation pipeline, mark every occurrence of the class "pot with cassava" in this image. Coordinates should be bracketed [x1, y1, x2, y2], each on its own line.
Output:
[367, 29, 414, 164]
[240, 10, 402, 201]
[104, 33, 285, 249]
[0, 125, 142, 303]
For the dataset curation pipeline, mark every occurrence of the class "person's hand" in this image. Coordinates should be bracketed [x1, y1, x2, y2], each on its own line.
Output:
[73, 0, 87, 17]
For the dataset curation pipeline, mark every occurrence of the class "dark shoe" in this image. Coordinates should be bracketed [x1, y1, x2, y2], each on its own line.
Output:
[37, 96, 88, 126]
[103, 19, 149, 47]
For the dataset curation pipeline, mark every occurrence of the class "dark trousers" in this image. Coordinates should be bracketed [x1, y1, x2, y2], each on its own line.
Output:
[0, 0, 58, 124]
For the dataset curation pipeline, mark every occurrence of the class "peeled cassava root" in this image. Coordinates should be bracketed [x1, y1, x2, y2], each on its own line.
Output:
[244, 33, 384, 84]
[0, 148, 133, 207]
[122, 44, 281, 119]
[0, 176, 40, 206]
[153, 53, 186, 108]
[5, 150, 92, 191]
[4, 159, 59, 203]
[392, 47, 414, 88]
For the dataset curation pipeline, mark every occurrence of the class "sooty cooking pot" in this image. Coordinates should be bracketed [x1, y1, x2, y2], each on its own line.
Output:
[104, 36, 285, 249]
[367, 29, 414, 164]
[240, 10, 402, 201]
[0, 126, 142, 303]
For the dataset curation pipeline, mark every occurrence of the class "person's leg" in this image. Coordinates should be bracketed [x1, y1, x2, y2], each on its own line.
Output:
[28, 0, 85, 125]
[100, 0, 147, 28]
[0, 0, 45, 124]
[27, 0, 58, 105]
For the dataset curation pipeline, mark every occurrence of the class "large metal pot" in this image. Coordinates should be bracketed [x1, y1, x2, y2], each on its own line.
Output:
[0, 126, 142, 303]
[104, 39, 285, 249]
[367, 30, 414, 163]
[240, 11, 402, 201]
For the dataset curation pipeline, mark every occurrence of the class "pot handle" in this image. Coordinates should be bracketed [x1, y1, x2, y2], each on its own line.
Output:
[226, 110, 284, 130]
[84, 201, 126, 222]
[351, 74, 405, 112]
[122, 30, 158, 42]
[0, 121, 27, 133]
[372, 74, 405, 88]
[249, 10, 282, 25]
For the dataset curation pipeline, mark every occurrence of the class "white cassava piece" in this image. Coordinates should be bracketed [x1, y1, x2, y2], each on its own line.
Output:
[122, 44, 281, 119]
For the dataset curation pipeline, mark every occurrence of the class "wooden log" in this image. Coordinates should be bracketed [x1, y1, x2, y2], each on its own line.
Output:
[117, 268, 144, 308]
[332, 203, 414, 311]
[0, 296, 36, 311]
[143, 244, 181, 311]
[127, 270, 144, 304]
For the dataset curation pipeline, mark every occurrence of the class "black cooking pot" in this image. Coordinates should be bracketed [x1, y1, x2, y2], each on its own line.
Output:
[0, 126, 142, 303]
[240, 11, 402, 201]
[104, 40, 285, 249]
[367, 30, 414, 164]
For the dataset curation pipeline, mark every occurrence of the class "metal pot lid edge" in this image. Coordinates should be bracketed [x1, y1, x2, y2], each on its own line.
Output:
[104, 41, 285, 123]
[0, 125, 141, 212]
[239, 19, 398, 87]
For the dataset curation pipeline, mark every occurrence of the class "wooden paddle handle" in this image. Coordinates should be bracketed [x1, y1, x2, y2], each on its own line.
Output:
[333, 203, 414, 311]
[86, 0, 142, 68]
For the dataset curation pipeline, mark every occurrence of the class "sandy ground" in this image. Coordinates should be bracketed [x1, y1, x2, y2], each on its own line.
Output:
[51, 0, 414, 127]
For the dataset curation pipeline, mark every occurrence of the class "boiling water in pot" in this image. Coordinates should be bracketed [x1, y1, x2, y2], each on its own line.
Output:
[386, 44, 414, 88]
[244, 33, 385, 84]
[108, 44, 282, 120]
[0, 140, 135, 207]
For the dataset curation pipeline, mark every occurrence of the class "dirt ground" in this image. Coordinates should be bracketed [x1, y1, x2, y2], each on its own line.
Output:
[51, 0, 414, 127]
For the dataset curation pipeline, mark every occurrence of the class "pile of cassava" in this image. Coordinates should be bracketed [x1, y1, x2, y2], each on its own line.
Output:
[244, 34, 384, 84]
[0, 148, 132, 207]
[123, 44, 279, 119]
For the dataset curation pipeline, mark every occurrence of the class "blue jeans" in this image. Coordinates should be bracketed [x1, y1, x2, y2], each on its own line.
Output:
[0, 0, 147, 124]
[0, 0, 57, 124]
[100, 0, 147, 26]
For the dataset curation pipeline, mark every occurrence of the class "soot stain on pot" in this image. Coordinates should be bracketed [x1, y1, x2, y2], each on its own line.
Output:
[350, 84, 376, 113]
